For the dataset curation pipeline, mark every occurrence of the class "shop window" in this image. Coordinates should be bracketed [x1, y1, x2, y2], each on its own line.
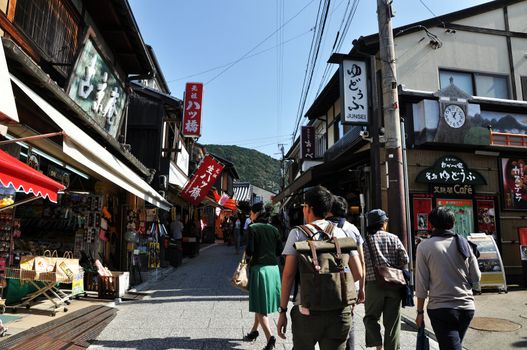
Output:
[439, 69, 510, 99]
[14, 0, 80, 77]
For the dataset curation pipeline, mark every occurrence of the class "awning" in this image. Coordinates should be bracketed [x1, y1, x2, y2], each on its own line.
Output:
[11, 75, 171, 211]
[0, 149, 64, 202]
[233, 183, 252, 202]
[0, 42, 18, 124]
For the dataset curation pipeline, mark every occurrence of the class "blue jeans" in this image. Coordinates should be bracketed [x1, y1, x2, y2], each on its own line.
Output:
[427, 308, 474, 350]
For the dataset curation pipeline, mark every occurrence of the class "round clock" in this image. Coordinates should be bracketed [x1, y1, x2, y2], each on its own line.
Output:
[443, 104, 466, 129]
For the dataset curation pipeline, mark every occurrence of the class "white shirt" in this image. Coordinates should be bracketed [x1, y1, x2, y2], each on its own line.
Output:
[170, 220, 184, 240]
[244, 217, 252, 230]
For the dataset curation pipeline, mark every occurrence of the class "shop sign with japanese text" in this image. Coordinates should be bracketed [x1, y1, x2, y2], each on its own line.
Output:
[67, 37, 127, 139]
[182, 82, 203, 137]
[432, 184, 473, 195]
[416, 155, 486, 186]
[301, 126, 315, 159]
[180, 155, 223, 206]
[500, 158, 527, 210]
[341, 59, 368, 125]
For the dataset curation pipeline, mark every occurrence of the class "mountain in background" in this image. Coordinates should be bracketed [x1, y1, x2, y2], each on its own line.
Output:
[204, 144, 281, 193]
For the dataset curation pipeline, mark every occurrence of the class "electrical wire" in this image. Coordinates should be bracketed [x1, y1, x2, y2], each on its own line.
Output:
[204, 0, 316, 86]
[166, 29, 313, 83]
[291, 0, 331, 142]
[418, 0, 437, 17]
[316, 0, 360, 96]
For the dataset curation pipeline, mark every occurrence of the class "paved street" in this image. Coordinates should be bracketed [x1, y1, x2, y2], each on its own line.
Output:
[89, 244, 438, 350]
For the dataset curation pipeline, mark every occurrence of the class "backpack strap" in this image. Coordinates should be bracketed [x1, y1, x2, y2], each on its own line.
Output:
[310, 222, 335, 240]
[295, 225, 315, 239]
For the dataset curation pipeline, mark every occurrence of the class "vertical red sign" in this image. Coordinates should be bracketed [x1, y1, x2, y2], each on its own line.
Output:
[180, 155, 223, 206]
[182, 82, 203, 137]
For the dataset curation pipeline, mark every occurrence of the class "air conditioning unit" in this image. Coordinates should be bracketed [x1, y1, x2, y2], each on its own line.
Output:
[158, 175, 168, 190]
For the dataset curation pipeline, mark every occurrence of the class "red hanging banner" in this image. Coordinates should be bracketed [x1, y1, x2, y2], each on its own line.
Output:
[180, 155, 223, 206]
[182, 82, 203, 137]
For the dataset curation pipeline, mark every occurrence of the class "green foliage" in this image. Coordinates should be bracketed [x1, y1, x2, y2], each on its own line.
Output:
[204, 144, 280, 193]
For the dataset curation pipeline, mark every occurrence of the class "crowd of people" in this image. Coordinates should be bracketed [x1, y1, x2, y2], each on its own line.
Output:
[237, 185, 481, 350]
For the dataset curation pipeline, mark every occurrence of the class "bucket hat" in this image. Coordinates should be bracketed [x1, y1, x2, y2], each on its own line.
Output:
[367, 209, 389, 227]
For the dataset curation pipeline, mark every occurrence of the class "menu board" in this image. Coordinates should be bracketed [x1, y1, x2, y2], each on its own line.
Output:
[467, 233, 507, 292]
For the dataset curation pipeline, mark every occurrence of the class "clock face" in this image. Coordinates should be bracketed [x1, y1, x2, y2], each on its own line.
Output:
[443, 104, 466, 129]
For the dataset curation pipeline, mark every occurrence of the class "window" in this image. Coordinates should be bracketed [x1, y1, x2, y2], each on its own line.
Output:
[14, 0, 80, 77]
[440, 69, 510, 99]
[521, 76, 527, 101]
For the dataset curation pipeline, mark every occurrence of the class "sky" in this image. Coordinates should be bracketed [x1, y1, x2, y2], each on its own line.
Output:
[128, 0, 489, 159]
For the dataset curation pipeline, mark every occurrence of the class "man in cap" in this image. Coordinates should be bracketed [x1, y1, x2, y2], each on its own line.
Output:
[363, 209, 409, 350]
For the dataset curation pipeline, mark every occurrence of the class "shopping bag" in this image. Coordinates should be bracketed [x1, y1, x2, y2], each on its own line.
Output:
[401, 269, 415, 307]
[19, 256, 36, 271]
[34, 250, 58, 273]
[416, 325, 430, 350]
[55, 251, 80, 281]
[231, 252, 249, 292]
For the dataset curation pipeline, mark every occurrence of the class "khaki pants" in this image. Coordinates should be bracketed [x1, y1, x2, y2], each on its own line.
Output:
[363, 282, 403, 350]
[291, 305, 352, 350]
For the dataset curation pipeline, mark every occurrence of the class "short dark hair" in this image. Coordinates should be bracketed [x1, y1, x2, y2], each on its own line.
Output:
[429, 207, 455, 230]
[331, 196, 348, 218]
[304, 185, 333, 218]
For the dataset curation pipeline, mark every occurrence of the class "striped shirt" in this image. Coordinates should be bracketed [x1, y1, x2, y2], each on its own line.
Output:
[364, 230, 409, 282]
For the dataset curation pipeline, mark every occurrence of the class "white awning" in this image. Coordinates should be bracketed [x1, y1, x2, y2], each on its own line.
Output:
[0, 42, 18, 125]
[11, 75, 171, 211]
[233, 184, 252, 202]
[169, 161, 189, 188]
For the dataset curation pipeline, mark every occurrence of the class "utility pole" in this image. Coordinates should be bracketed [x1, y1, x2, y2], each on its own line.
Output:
[278, 143, 286, 191]
[376, 0, 408, 250]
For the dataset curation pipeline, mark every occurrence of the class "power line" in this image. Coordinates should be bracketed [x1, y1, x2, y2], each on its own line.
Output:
[291, 0, 331, 142]
[166, 29, 313, 83]
[316, 0, 360, 96]
[204, 0, 316, 86]
[418, 0, 436, 17]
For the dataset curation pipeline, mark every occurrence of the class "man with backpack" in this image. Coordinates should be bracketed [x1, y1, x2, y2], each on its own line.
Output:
[277, 186, 363, 350]
[327, 196, 365, 350]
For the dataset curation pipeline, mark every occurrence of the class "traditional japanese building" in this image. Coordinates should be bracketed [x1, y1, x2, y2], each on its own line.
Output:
[275, 0, 527, 285]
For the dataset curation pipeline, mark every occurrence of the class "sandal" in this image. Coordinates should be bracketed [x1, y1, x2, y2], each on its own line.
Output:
[243, 330, 259, 341]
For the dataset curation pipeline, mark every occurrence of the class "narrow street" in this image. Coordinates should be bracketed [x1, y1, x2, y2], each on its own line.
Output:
[89, 244, 439, 350]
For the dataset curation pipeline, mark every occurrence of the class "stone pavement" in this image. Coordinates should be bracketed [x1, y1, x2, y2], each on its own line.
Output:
[89, 244, 439, 350]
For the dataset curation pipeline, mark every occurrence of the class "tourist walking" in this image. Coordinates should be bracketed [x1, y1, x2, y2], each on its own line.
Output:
[415, 207, 481, 350]
[363, 209, 409, 350]
[233, 215, 241, 254]
[327, 195, 365, 350]
[243, 202, 282, 350]
[277, 186, 362, 350]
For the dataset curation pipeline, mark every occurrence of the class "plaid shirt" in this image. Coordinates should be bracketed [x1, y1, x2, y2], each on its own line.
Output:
[364, 231, 409, 282]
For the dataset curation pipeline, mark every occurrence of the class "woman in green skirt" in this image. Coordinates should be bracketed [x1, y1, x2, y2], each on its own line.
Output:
[243, 202, 282, 350]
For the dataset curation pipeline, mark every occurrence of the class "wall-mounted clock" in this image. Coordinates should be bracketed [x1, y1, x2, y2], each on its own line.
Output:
[443, 104, 466, 129]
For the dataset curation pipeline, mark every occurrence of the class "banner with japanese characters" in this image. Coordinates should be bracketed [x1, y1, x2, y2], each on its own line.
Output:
[500, 158, 527, 210]
[341, 59, 368, 125]
[301, 126, 315, 159]
[182, 82, 203, 137]
[180, 155, 223, 206]
[67, 37, 127, 138]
